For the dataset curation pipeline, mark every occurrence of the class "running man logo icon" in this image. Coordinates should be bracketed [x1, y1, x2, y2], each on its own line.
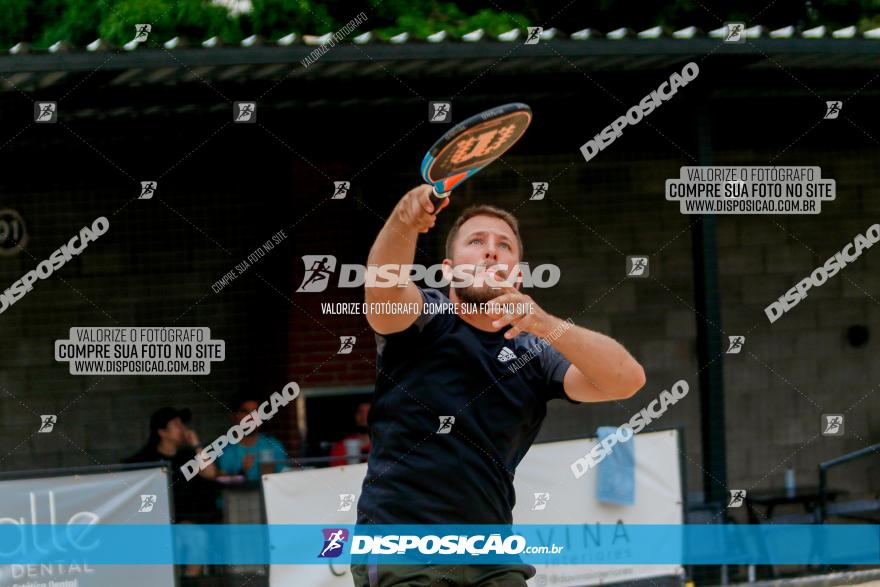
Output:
[338, 336, 356, 354]
[497, 347, 516, 363]
[727, 490, 746, 508]
[337, 494, 355, 512]
[139, 181, 156, 200]
[296, 255, 338, 292]
[530, 182, 548, 200]
[318, 528, 349, 558]
[822, 414, 844, 436]
[429, 101, 452, 123]
[233, 102, 256, 123]
[134, 24, 152, 42]
[437, 416, 455, 434]
[626, 256, 649, 277]
[138, 494, 157, 513]
[38, 415, 57, 433]
[727, 336, 745, 354]
[824, 101, 842, 119]
[725, 23, 745, 42]
[525, 27, 543, 44]
[35, 102, 57, 123]
[531, 492, 550, 511]
[332, 181, 350, 200]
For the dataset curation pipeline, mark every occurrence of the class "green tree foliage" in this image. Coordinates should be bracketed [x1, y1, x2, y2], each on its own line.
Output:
[37, 0, 105, 48]
[3, 0, 880, 49]
[100, 0, 241, 45]
[249, 0, 336, 38]
[362, 0, 529, 38]
[0, 0, 41, 48]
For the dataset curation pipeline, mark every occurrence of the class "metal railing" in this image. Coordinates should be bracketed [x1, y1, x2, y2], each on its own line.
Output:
[816, 442, 880, 524]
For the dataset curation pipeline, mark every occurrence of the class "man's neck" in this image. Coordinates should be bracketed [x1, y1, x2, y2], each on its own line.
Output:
[240, 433, 259, 447]
[449, 289, 502, 333]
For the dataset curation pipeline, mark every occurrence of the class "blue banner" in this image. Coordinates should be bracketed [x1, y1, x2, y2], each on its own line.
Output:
[0, 524, 877, 565]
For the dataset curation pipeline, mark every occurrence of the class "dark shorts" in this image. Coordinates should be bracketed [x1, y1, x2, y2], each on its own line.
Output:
[350, 563, 536, 587]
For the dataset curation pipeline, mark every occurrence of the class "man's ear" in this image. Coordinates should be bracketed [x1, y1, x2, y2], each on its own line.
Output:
[441, 258, 453, 282]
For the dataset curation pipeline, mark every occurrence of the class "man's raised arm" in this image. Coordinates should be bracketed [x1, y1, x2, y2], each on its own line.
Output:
[365, 185, 449, 335]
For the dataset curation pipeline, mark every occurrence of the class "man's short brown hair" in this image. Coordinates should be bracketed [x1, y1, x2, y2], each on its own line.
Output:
[444, 204, 523, 260]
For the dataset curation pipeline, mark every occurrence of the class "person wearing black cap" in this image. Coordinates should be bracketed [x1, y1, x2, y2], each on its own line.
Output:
[124, 406, 220, 577]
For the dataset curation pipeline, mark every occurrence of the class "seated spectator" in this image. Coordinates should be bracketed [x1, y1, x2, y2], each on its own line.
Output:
[124, 407, 220, 578]
[330, 401, 372, 466]
[217, 393, 289, 480]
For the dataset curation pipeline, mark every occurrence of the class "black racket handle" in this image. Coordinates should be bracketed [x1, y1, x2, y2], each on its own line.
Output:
[429, 188, 449, 214]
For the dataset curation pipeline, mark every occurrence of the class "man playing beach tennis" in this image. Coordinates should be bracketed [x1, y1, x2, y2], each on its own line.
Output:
[352, 185, 646, 587]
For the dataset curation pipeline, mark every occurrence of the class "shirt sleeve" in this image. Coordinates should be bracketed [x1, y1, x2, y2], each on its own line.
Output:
[217, 444, 238, 474]
[375, 288, 450, 354]
[537, 341, 579, 404]
[412, 287, 449, 332]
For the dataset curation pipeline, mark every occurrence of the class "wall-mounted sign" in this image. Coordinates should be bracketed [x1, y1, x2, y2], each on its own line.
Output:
[0, 209, 27, 256]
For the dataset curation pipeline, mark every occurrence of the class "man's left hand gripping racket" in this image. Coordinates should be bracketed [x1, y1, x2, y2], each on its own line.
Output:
[420, 103, 532, 212]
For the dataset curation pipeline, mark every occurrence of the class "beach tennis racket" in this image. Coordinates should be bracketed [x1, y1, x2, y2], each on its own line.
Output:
[420, 103, 532, 212]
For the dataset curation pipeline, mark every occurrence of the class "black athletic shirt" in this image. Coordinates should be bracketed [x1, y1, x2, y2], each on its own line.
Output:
[123, 445, 220, 523]
[356, 287, 579, 526]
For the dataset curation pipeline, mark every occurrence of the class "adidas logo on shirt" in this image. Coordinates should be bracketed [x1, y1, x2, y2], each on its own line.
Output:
[496, 347, 516, 363]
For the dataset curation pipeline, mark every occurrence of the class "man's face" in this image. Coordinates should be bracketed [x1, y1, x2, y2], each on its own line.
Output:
[235, 400, 260, 424]
[444, 215, 521, 304]
[159, 417, 187, 446]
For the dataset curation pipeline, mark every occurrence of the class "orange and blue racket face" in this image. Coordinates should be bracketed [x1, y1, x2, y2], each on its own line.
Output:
[421, 103, 532, 195]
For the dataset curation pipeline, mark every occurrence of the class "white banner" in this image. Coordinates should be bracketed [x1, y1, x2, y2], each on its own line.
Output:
[0, 466, 175, 587]
[513, 429, 684, 586]
[263, 430, 684, 587]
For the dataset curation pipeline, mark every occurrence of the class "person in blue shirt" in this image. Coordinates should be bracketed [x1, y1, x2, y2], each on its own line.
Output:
[218, 393, 289, 480]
